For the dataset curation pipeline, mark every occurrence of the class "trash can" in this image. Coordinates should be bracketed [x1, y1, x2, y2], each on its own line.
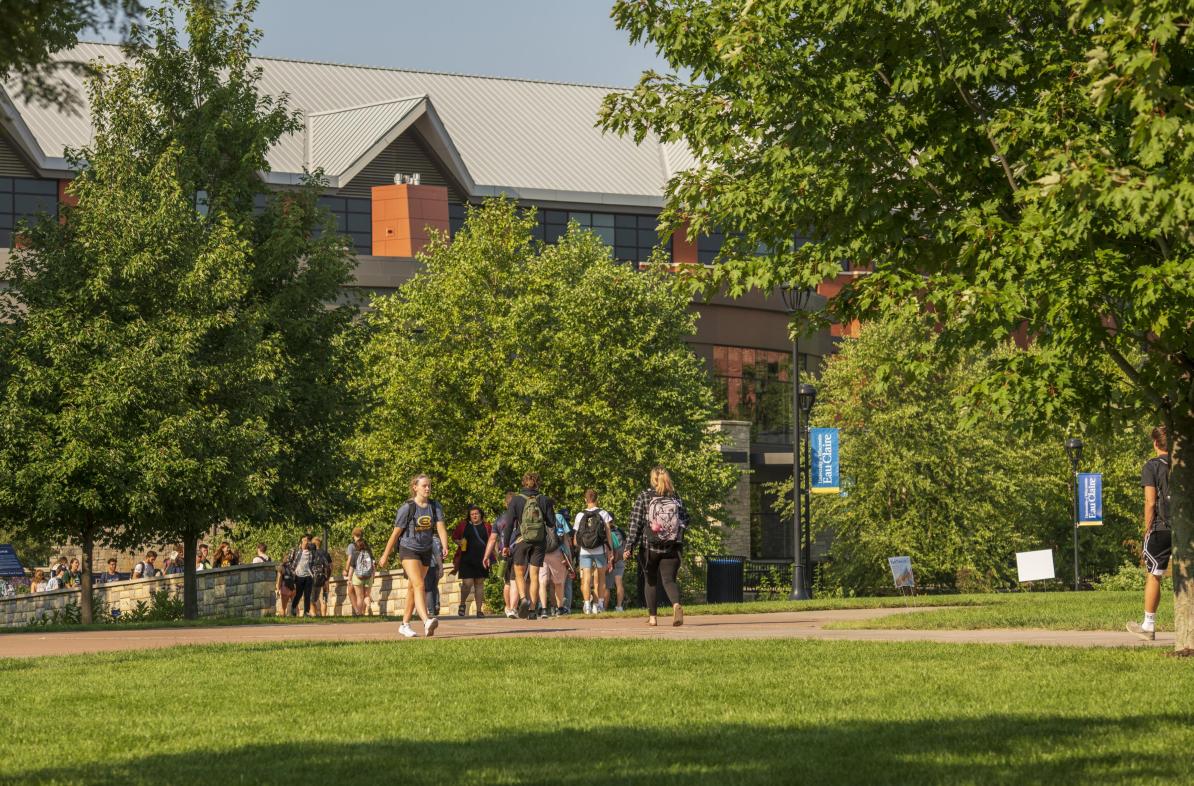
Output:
[706, 555, 745, 604]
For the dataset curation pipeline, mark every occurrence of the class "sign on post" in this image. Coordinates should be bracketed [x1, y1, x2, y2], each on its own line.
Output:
[1077, 473, 1103, 526]
[0, 544, 24, 577]
[810, 427, 840, 494]
[887, 556, 915, 589]
[1016, 549, 1056, 583]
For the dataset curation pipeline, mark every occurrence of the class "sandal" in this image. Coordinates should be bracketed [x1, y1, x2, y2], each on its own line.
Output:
[672, 604, 684, 627]
[647, 616, 658, 627]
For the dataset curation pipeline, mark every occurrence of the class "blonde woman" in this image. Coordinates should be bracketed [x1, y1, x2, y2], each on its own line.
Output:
[379, 474, 450, 638]
[624, 466, 690, 627]
[31, 569, 48, 593]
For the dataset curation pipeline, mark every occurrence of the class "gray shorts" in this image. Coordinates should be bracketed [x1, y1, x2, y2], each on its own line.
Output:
[606, 560, 625, 586]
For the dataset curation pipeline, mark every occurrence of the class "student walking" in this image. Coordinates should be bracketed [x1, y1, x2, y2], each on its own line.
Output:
[484, 492, 519, 618]
[345, 530, 376, 616]
[1128, 426, 1173, 640]
[284, 534, 316, 617]
[310, 536, 332, 617]
[606, 522, 627, 611]
[501, 472, 557, 620]
[575, 490, 614, 615]
[378, 474, 450, 638]
[454, 506, 492, 617]
[625, 466, 689, 627]
[538, 511, 571, 617]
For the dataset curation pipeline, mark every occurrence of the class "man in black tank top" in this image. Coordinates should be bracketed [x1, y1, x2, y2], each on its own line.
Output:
[1127, 426, 1172, 641]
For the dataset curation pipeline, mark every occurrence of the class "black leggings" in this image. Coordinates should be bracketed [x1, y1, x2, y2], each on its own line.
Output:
[643, 545, 681, 615]
[291, 576, 313, 615]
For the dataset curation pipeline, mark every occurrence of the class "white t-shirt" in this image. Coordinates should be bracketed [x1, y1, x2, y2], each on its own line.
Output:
[573, 507, 613, 557]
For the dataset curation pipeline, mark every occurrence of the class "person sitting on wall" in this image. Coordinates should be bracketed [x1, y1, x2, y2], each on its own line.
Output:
[196, 544, 212, 571]
[165, 551, 184, 575]
[31, 569, 49, 593]
[251, 543, 270, 564]
[133, 551, 159, 580]
[99, 558, 123, 584]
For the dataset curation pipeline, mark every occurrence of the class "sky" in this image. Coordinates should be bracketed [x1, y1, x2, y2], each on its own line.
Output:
[100, 0, 671, 88]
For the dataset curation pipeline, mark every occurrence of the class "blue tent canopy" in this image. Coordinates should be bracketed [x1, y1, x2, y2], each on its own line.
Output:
[0, 544, 26, 577]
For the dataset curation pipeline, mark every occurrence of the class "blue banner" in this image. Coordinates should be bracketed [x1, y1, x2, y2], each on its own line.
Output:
[1077, 473, 1103, 526]
[810, 427, 840, 494]
[0, 544, 25, 577]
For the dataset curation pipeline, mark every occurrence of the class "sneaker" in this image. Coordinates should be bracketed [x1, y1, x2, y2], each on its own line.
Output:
[398, 623, 417, 638]
[457, 604, 467, 617]
[596, 600, 606, 612]
[505, 607, 517, 619]
[424, 617, 439, 637]
[583, 601, 592, 615]
[517, 598, 531, 619]
[528, 610, 538, 621]
[615, 606, 624, 612]
[475, 611, 485, 619]
[1126, 621, 1155, 641]
[559, 606, 570, 615]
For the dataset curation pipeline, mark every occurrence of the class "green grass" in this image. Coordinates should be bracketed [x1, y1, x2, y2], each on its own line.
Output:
[0, 613, 391, 635]
[1, 638, 1191, 785]
[825, 591, 1168, 632]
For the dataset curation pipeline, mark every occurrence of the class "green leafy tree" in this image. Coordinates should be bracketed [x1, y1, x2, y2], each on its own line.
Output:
[0, 0, 358, 621]
[0, 0, 142, 110]
[773, 308, 1148, 594]
[355, 200, 738, 569]
[601, 1, 1194, 651]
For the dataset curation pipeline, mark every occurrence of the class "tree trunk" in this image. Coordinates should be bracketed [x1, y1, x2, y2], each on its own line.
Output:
[183, 531, 198, 620]
[1172, 410, 1194, 654]
[80, 528, 95, 625]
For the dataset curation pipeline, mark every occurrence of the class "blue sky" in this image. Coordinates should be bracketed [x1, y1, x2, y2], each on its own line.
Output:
[102, 0, 670, 87]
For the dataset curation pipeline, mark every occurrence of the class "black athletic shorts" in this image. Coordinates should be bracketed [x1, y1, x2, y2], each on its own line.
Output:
[503, 558, 515, 582]
[512, 540, 545, 568]
[1144, 529, 1172, 576]
[398, 546, 432, 567]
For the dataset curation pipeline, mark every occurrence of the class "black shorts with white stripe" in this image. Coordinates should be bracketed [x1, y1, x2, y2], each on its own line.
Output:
[1144, 529, 1172, 577]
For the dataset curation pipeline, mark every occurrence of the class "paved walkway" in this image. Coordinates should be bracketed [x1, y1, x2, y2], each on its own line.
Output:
[0, 607, 1173, 658]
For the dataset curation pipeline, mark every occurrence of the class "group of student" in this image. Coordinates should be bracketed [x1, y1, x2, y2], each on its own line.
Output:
[338, 465, 690, 638]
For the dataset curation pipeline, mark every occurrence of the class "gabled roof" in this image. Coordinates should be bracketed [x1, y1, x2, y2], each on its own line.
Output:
[4, 43, 691, 208]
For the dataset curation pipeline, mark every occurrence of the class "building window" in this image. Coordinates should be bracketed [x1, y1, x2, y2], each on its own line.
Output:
[712, 346, 811, 441]
[529, 209, 670, 265]
[0, 177, 58, 247]
[449, 202, 466, 237]
[316, 195, 371, 254]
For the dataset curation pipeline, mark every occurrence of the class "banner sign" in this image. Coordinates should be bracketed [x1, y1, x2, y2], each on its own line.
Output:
[1077, 473, 1103, 526]
[0, 544, 24, 577]
[810, 427, 840, 494]
[1016, 549, 1055, 582]
[888, 556, 915, 589]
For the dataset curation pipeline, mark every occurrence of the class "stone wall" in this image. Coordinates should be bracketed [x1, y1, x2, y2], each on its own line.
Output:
[1, 562, 476, 627]
[0, 563, 277, 627]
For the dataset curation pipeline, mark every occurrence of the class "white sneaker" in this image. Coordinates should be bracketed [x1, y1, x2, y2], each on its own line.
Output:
[583, 601, 592, 615]
[615, 606, 624, 612]
[596, 600, 606, 612]
[398, 623, 417, 638]
[505, 607, 517, 619]
[424, 617, 439, 637]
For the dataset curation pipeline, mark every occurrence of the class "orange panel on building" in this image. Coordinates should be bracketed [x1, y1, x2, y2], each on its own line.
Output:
[673, 220, 698, 265]
[371, 183, 449, 257]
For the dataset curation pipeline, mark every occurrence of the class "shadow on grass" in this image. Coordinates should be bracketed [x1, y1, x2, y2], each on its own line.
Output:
[13, 716, 1187, 785]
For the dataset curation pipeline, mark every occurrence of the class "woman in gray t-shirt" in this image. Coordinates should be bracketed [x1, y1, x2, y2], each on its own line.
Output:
[283, 534, 317, 617]
[378, 473, 450, 638]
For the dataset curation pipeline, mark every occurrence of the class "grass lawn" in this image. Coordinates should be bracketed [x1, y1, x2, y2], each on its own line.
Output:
[1, 638, 1191, 785]
[824, 591, 1169, 632]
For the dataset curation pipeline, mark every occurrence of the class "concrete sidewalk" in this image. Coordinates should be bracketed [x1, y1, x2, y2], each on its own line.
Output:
[0, 606, 1173, 659]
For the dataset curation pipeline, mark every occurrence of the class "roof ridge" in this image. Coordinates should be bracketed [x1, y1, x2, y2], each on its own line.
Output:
[307, 95, 426, 119]
[74, 40, 632, 93]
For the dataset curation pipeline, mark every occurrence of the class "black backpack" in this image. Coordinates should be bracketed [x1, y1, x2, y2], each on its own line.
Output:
[576, 509, 607, 550]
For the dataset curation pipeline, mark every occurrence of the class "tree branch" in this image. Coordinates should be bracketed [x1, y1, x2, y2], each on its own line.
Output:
[1102, 334, 1167, 409]
[951, 77, 1019, 194]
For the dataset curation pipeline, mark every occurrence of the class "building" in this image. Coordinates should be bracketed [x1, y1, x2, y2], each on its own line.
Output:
[1, 43, 860, 561]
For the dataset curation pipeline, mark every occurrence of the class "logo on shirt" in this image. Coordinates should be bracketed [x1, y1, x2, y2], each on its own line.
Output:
[416, 515, 433, 532]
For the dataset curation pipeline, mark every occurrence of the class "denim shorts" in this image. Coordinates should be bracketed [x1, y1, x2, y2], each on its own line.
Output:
[579, 552, 607, 570]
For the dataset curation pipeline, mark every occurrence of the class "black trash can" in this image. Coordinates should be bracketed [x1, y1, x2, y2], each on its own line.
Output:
[706, 555, 745, 604]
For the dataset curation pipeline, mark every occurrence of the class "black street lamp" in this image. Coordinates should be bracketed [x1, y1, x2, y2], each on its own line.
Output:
[779, 284, 814, 601]
[799, 383, 817, 595]
[1065, 436, 1084, 590]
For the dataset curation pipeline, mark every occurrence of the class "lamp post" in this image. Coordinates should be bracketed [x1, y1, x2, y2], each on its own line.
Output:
[799, 383, 817, 595]
[1065, 436, 1084, 591]
[780, 284, 814, 601]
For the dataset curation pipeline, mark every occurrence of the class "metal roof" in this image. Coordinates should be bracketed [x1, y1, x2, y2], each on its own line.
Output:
[4, 43, 688, 208]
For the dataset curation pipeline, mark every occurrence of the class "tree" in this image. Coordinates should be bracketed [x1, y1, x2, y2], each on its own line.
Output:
[771, 307, 1148, 594]
[601, 1, 1194, 652]
[355, 200, 738, 571]
[0, 0, 358, 621]
[0, 1, 143, 110]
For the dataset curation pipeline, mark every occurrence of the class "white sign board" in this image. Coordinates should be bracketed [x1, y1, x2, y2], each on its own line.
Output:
[1015, 549, 1055, 583]
[887, 556, 915, 589]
